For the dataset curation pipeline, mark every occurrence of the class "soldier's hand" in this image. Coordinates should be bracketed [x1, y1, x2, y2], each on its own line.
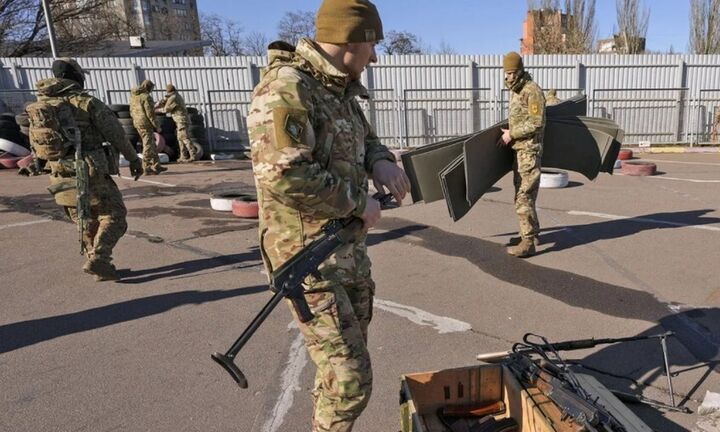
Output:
[372, 159, 411, 205]
[499, 128, 512, 146]
[129, 158, 143, 180]
[360, 196, 381, 229]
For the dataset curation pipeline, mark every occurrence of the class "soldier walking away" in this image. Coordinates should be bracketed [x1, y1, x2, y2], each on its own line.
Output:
[499, 52, 546, 258]
[545, 88, 561, 106]
[247, 0, 411, 430]
[130, 79, 167, 175]
[157, 84, 197, 162]
[28, 58, 144, 281]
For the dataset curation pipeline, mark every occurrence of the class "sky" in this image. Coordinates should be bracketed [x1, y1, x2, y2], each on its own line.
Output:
[200, 0, 692, 54]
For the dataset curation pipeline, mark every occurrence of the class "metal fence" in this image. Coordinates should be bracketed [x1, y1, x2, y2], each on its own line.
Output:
[3, 54, 720, 150]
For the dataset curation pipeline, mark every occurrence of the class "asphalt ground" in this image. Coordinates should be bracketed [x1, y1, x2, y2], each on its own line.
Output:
[2, 152, 720, 432]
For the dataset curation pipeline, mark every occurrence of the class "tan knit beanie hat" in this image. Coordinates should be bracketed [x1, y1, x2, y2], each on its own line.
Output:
[316, 0, 384, 44]
[503, 51, 524, 72]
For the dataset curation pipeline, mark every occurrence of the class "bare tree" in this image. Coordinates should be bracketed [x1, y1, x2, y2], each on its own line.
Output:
[244, 31, 269, 56]
[436, 40, 458, 55]
[564, 0, 597, 53]
[615, 0, 650, 53]
[689, 0, 720, 54]
[277, 10, 314, 46]
[525, 0, 596, 53]
[379, 30, 424, 55]
[200, 12, 245, 56]
[0, 0, 111, 57]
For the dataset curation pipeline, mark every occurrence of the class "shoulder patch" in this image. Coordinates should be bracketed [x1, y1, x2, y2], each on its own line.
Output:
[272, 107, 307, 149]
[530, 101, 541, 116]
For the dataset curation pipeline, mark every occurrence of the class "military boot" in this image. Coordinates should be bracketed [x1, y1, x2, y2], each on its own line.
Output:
[83, 259, 119, 282]
[154, 165, 168, 174]
[507, 236, 540, 247]
[507, 238, 536, 258]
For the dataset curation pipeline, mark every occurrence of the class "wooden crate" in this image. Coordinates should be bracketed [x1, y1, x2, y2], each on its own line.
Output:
[399, 363, 652, 432]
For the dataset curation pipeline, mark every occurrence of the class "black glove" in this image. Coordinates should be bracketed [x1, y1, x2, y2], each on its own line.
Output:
[129, 158, 143, 180]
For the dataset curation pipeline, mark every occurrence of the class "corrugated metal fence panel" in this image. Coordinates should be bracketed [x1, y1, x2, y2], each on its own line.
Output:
[2, 54, 720, 148]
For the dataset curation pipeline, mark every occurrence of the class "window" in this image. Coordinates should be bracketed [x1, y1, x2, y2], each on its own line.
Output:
[174, 8, 187, 16]
[172, 0, 187, 4]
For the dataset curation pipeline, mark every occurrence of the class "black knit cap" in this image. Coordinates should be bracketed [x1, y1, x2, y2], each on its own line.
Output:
[51, 57, 88, 85]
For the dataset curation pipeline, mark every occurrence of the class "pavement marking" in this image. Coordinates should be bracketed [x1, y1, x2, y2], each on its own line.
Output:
[262, 324, 308, 432]
[645, 176, 720, 184]
[261, 300, 472, 431]
[375, 299, 473, 333]
[641, 159, 720, 167]
[117, 175, 176, 187]
[0, 218, 52, 231]
[567, 210, 720, 232]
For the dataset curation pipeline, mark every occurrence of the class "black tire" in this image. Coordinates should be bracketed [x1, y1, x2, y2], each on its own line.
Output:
[158, 116, 175, 127]
[15, 114, 29, 127]
[116, 111, 131, 119]
[0, 120, 20, 135]
[189, 113, 204, 124]
[0, 112, 15, 122]
[117, 118, 135, 127]
[187, 107, 199, 115]
[109, 104, 129, 112]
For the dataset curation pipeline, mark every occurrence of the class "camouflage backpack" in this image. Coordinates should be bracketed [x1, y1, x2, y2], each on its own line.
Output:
[26, 98, 79, 161]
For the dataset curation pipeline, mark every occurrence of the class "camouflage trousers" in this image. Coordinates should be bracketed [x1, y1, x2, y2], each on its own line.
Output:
[176, 125, 197, 161]
[64, 173, 128, 265]
[136, 126, 160, 171]
[512, 141, 542, 239]
[289, 277, 374, 432]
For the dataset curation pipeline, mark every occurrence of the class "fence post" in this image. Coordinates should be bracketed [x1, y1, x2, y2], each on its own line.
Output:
[11, 62, 22, 88]
[676, 60, 687, 144]
[130, 63, 141, 87]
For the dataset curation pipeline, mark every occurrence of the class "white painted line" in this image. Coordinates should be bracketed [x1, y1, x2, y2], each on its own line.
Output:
[117, 174, 176, 187]
[375, 299, 473, 333]
[0, 218, 52, 231]
[568, 210, 720, 232]
[642, 159, 720, 167]
[262, 325, 308, 432]
[646, 176, 720, 184]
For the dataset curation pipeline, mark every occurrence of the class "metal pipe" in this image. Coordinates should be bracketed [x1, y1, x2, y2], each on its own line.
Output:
[40, 0, 58, 58]
[660, 335, 676, 407]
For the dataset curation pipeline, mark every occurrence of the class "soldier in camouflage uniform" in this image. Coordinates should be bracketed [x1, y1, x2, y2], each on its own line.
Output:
[130, 79, 167, 174]
[247, 0, 410, 430]
[499, 52, 546, 258]
[36, 58, 144, 281]
[545, 88, 561, 106]
[157, 84, 197, 162]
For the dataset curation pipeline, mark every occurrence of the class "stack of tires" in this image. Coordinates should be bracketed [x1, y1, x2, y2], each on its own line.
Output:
[109, 104, 140, 149]
[13, 112, 30, 146]
[187, 107, 209, 160]
[157, 113, 179, 160]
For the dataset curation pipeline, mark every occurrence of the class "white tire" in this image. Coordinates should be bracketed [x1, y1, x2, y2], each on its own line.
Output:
[540, 169, 569, 188]
[210, 191, 248, 211]
[614, 159, 622, 169]
[0, 138, 30, 157]
[119, 154, 130, 167]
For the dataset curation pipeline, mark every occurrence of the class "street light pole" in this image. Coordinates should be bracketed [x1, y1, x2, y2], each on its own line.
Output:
[41, 0, 59, 58]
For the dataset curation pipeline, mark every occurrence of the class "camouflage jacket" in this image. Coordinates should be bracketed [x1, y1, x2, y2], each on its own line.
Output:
[508, 72, 546, 149]
[36, 78, 138, 176]
[248, 38, 394, 280]
[129, 84, 159, 130]
[161, 91, 189, 128]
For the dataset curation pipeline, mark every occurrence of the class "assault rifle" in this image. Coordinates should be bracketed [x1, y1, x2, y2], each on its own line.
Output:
[212, 193, 394, 388]
[506, 352, 627, 431]
[73, 128, 90, 255]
